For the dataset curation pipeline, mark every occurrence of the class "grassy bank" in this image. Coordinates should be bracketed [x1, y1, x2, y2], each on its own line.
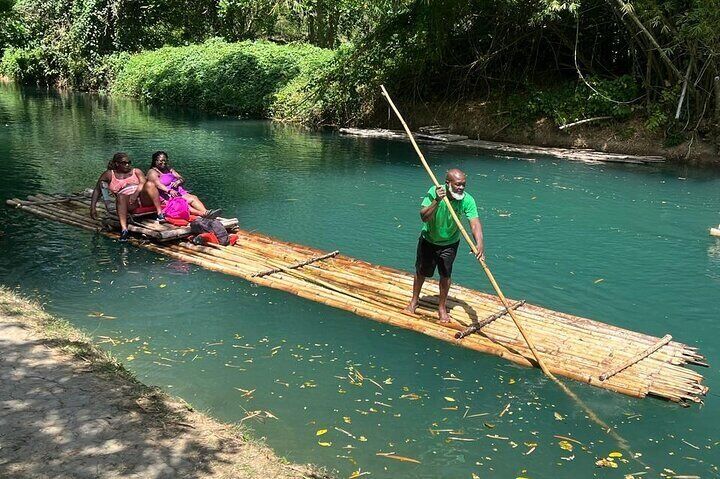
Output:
[0, 286, 330, 479]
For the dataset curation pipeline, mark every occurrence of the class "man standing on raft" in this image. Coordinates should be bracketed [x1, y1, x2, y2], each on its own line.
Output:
[405, 168, 485, 323]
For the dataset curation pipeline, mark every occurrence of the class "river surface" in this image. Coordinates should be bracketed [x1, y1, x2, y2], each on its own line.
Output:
[1, 83, 719, 478]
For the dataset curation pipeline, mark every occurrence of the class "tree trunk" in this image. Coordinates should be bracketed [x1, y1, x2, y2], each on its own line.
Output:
[645, 51, 653, 112]
[315, 0, 325, 47]
[714, 75, 720, 150]
[606, 0, 682, 82]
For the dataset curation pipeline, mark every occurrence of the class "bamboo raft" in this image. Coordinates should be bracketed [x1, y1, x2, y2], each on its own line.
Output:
[7, 193, 709, 405]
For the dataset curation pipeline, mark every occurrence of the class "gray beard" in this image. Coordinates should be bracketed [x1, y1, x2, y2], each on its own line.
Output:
[449, 188, 465, 201]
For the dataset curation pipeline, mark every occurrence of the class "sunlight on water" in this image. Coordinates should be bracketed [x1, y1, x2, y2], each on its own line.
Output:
[1, 83, 719, 478]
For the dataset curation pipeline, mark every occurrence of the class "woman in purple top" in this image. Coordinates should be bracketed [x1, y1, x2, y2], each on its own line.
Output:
[146, 151, 211, 216]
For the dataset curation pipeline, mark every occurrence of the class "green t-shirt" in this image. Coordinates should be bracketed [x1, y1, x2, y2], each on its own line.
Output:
[420, 186, 479, 245]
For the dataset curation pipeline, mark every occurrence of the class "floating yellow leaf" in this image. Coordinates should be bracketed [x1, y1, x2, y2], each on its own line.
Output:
[316, 429, 328, 436]
[349, 471, 369, 479]
[554, 412, 564, 421]
[318, 441, 332, 447]
[472, 474, 480, 479]
[343, 416, 352, 424]
[159, 284, 167, 288]
[508, 378, 516, 384]
[444, 397, 456, 402]
[126, 355, 135, 361]
[558, 440, 574, 451]
[594, 278, 604, 284]
[358, 436, 367, 442]
[483, 422, 495, 429]
[595, 458, 618, 468]
[608, 451, 622, 458]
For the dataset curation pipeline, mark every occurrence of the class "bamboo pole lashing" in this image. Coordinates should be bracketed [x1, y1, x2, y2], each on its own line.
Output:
[251, 250, 340, 277]
[455, 301, 527, 339]
[600, 335, 673, 381]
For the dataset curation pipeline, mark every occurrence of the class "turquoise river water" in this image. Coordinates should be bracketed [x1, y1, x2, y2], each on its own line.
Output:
[1, 83, 719, 478]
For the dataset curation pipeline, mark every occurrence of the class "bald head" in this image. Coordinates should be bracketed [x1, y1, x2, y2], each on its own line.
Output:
[446, 169, 466, 182]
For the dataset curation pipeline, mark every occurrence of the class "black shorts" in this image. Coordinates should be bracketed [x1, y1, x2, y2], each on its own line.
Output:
[415, 237, 460, 278]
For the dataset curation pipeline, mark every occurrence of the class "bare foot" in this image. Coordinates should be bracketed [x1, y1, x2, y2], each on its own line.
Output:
[404, 300, 419, 314]
[438, 308, 451, 323]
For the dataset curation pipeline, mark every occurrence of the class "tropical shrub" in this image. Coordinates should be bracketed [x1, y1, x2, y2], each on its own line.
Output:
[112, 39, 333, 118]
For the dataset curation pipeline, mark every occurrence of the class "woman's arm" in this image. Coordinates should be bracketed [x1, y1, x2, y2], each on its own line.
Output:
[146, 168, 171, 194]
[135, 168, 147, 185]
[90, 171, 111, 219]
[170, 169, 185, 186]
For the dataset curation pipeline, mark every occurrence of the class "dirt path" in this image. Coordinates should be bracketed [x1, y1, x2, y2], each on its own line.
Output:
[0, 287, 329, 479]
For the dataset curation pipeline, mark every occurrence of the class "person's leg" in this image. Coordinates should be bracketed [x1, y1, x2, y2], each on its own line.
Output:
[405, 272, 426, 314]
[183, 194, 207, 215]
[437, 277, 451, 323]
[436, 242, 459, 323]
[139, 181, 163, 215]
[187, 205, 204, 216]
[116, 195, 129, 231]
[405, 237, 436, 313]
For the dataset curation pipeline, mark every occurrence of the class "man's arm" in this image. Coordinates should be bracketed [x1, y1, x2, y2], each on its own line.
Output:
[469, 217, 484, 260]
[420, 186, 446, 222]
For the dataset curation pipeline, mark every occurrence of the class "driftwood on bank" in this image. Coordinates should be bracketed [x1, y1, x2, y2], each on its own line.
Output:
[6, 193, 708, 405]
[338, 127, 665, 165]
[558, 116, 612, 130]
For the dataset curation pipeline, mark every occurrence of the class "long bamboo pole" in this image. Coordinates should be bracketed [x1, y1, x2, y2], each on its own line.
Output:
[377, 86, 652, 459]
[379, 85, 553, 377]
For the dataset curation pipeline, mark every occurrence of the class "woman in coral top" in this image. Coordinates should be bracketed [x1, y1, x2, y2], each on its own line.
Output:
[90, 152, 164, 242]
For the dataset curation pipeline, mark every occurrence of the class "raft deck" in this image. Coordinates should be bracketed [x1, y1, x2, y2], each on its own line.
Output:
[7, 193, 709, 405]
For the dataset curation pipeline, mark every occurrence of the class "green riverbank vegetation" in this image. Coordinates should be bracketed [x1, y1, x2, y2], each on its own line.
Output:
[1, 0, 720, 160]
